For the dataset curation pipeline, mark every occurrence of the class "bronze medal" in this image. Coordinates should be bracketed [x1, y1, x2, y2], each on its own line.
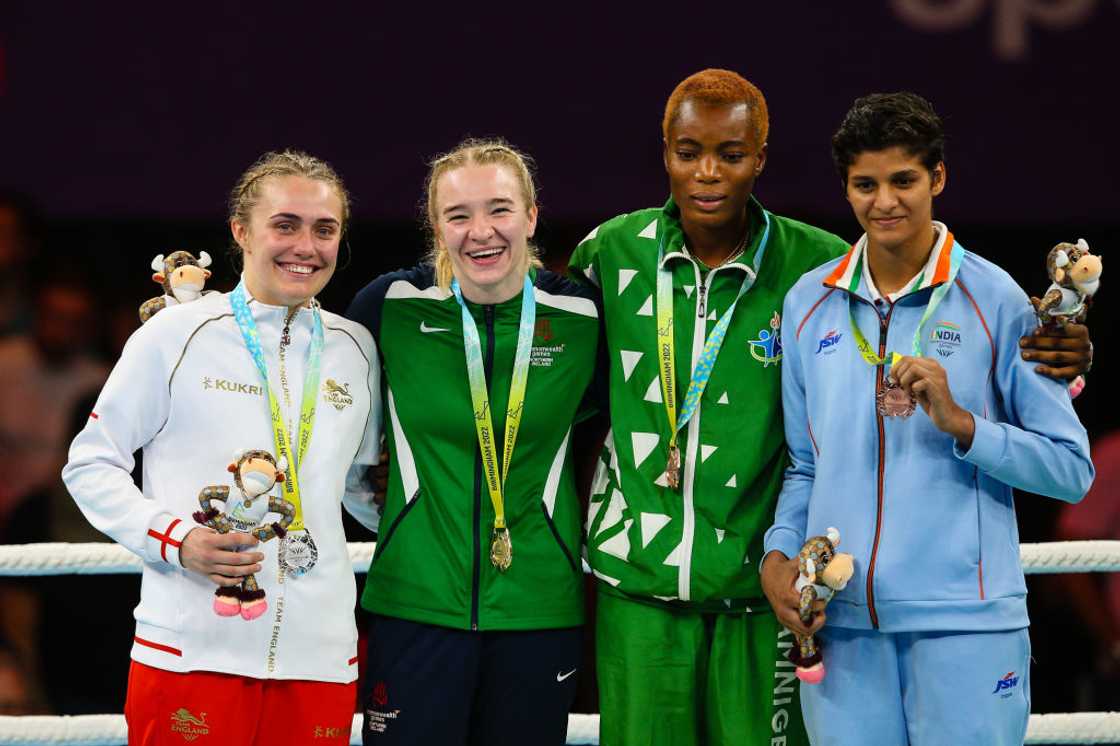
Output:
[877, 379, 917, 418]
[664, 445, 681, 490]
[490, 527, 512, 572]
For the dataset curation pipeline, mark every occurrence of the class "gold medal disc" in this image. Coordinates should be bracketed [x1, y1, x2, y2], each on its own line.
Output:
[490, 527, 513, 572]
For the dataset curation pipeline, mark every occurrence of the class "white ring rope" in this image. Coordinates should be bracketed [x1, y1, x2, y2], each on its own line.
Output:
[0, 542, 376, 576]
[1, 541, 1118, 744]
[2, 540, 1119, 576]
[0, 712, 1117, 745]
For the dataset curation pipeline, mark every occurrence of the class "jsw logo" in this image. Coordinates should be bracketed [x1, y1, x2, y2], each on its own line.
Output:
[992, 672, 1019, 695]
[816, 330, 843, 354]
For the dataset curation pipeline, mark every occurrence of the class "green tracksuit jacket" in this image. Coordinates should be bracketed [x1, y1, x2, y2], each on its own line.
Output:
[346, 266, 603, 630]
[569, 196, 847, 612]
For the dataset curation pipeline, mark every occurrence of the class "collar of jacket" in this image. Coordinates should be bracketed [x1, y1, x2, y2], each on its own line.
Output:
[656, 195, 767, 277]
[822, 222, 956, 304]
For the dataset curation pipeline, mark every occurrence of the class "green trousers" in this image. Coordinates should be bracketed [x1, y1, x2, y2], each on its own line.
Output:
[596, 586, 808, 746]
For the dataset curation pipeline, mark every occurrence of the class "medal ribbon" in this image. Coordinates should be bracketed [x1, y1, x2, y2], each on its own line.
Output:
[451, 275, 535, 535]
[846, 237, 965, 370]
[230, 281, 323, 532]
[655, 211, 772, 452]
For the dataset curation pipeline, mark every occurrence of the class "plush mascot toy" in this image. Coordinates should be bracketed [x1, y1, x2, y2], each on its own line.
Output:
[1033, 238, 1102, 327]
[193, 449, 296, 621]
[139, 250, 214, 322]
[787, 527, 854, 684]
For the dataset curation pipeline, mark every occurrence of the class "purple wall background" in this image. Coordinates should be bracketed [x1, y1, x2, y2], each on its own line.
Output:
[3, 2, 1117, 226]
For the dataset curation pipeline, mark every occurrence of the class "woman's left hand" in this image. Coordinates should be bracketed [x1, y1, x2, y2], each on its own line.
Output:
[1019, 323, 1092, 381]
[890, 356, 975, 449]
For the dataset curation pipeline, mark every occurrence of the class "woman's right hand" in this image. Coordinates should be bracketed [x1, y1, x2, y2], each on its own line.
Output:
[179, 527, 264, 586]
[760, 550, 825, 637]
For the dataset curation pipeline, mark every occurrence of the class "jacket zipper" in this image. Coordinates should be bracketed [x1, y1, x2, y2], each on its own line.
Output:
[679, 262, 713, 602]
[865, 299, 893, 630]
[470, 304, 496, 631]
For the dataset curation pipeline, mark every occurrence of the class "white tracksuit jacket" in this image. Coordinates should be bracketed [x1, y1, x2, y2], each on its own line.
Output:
[63, 289, 381, 683]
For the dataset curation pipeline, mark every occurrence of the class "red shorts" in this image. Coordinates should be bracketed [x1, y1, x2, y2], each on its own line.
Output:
[125, 661, 355, 745]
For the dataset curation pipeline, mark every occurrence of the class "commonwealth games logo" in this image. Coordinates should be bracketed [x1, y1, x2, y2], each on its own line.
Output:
[930, 320, 962, 358]
[749, 311, 783, 367]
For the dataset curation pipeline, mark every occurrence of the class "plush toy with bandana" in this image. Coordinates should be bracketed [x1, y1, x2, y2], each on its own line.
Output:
[787, 527, 855, 685]
[1033, 239, 1102, 327]
[193, 449, 295, 621]
[139, 250, 215, 322]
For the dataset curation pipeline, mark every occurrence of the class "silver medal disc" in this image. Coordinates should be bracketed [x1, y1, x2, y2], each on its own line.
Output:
[282, 530, 318, 576]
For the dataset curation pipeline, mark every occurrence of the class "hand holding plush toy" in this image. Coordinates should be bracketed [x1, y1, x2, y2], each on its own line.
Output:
[193, 449, 295, 621]
[787, 527, 854, 685]
[139, 250, 214, 322]
[1033, 239, 1102, 327]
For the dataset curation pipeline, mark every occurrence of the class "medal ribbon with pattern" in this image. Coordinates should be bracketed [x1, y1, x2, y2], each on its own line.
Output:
[451, 274, 535, 572]
[846, 235, 965, 370]
[230, 281, 323, 532]
[655, 211, 771, 489]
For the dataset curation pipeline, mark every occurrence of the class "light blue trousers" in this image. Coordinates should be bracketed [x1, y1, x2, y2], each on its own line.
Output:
[801, 626, 1031, 746]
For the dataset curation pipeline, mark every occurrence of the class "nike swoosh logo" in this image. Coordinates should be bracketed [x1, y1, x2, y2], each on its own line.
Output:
[420, 322, 450, 333]
[556, 669, 577, 682]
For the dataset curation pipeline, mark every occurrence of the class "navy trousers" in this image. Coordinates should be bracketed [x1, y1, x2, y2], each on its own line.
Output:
[361, 614, 582, 746]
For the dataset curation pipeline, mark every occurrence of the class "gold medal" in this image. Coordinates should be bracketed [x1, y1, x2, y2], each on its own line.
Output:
[490, 526, 513, 572]
[664, 445, 681, 490]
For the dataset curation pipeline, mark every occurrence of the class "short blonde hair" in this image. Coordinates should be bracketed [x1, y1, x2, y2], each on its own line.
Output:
[424, 138, 542, 290]
[228, 150, 350, 258]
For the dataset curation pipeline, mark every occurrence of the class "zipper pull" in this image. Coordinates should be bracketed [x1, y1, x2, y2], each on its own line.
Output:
[697, 283, 707, 319]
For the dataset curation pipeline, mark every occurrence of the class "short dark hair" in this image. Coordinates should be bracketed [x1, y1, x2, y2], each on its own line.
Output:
[831, 92, 945, 180]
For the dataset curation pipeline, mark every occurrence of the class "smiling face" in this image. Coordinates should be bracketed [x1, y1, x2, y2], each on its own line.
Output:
[434, 163, 537, 304]
[664, 99, 766, 235]
[231, 175, 343, 308]
[845, 146, 945, 258]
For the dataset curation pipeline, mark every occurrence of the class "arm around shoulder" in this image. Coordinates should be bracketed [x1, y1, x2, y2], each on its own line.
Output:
[954, 279, 1094, 503]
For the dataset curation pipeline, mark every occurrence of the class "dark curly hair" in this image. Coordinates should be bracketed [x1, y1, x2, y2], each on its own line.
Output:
[831, 92, 945, 181]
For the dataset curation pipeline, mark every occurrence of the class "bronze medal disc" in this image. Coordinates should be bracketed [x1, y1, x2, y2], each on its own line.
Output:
[877, 380, 917, 418]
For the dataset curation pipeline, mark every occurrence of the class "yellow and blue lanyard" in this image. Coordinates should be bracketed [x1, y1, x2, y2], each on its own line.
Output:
[451, 275, 535, 554]
[230, 282, 322, 532]
[655, 211, 771, 480]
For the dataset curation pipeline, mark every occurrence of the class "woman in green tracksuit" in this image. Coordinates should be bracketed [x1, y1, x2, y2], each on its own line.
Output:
[345, 139, 604, 746]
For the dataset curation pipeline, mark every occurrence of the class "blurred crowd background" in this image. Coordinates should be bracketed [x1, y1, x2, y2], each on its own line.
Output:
[1, 0, 1117, 723]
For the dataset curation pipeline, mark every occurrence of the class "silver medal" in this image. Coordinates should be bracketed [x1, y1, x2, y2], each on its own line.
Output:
[281, 530, 318, 576]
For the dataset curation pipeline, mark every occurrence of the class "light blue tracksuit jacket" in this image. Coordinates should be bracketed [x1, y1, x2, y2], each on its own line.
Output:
[764, 233, 1093, 633]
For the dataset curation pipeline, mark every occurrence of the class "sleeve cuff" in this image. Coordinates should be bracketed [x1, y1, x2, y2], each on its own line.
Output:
[953, 414, 1007, 472]
[761, 527, 804, 573]
[145, 514, 193, 567]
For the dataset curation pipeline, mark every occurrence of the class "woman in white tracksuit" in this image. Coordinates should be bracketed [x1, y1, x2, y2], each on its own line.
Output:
[63, 150, 381, 745]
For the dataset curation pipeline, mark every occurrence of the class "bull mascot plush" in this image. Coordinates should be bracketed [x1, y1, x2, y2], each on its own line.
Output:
[787, 527, 855, 685]
[139, 250, 214, 322]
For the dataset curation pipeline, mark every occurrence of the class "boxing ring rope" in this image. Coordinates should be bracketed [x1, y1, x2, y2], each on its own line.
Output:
[0, 540, 1118, 745]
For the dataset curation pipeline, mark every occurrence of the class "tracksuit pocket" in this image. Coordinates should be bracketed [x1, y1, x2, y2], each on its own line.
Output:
[541, 503, 579, 574]
[372, 488, 421, 562]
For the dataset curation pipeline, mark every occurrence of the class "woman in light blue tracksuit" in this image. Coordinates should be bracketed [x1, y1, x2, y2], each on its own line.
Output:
[761, 92, 1094, 745]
